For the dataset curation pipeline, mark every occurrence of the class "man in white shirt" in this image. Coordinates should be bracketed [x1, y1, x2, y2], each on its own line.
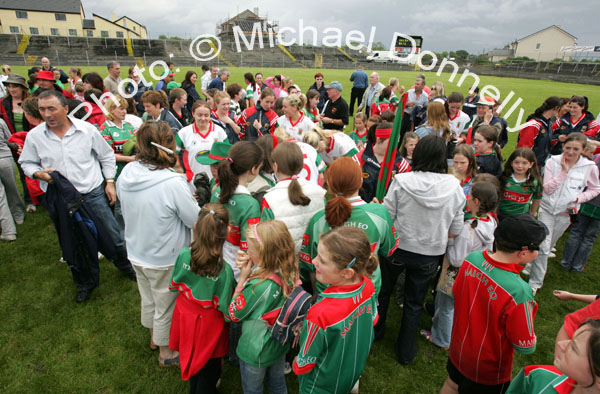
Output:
[200, 65, 218, 99]
[103, 61, 122, 95]
[357, 72, 385, 116]
[19, 90, 136, 303]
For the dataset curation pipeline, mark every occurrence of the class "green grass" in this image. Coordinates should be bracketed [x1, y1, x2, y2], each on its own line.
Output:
[2, 66, 600, 393]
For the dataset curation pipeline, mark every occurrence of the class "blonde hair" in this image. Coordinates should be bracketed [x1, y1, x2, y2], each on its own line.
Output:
[302, 126, 337, 149]
[430, 81, 445, 99]
[213, 90, 230, 105]
[284, 94, 306, 111]
[274, 126, 291, 140]
[104, 95, 128, 121]
[246, 220, 299, 296]
[425, 101, 451, 141]
[388, 77, 399, 88]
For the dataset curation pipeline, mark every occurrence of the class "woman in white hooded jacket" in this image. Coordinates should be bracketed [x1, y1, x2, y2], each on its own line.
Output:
[260, 141, 326, 251]
[528, 132, 600, 294]
[378, 135, 465, 365]
[117, 121, 200, 366]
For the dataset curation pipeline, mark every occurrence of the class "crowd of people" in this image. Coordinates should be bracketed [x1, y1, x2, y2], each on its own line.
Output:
[1, 58, 600, 394]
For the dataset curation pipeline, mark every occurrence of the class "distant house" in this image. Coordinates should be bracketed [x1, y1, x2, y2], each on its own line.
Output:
[487, 25, 577, 62]
[216, 8, 278, 40]
[0, 0, 148, 38]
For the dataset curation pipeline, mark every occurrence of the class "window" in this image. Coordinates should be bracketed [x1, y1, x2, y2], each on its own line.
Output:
[69, 29, 77, 36]
[51, 28, 59, 36]
[86, 30, 93, 37]
[101, 30, 109, 37]
[29, 27, 39, 35]
[9, 26, 19, 33]
[133, 26, 136, 31]
[116, 31, 123, 38]
[15, 11, 27, 19]
[536, 43, 541, 49]
[55, 13, 66, 21]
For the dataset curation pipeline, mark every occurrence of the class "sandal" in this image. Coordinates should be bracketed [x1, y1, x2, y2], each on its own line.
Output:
[158, 355, 180, 367]
[420, 329, 449, 351]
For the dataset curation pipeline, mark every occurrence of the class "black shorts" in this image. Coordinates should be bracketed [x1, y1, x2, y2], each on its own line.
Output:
[446, 359, 510, 394]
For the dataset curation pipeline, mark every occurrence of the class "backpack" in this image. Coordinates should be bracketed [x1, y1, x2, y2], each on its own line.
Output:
[267, 274, 312, 347]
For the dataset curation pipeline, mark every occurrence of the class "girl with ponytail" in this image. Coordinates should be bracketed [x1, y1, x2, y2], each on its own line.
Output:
[278, 94, 314, 141]
[169, 203, 235, 393]
[300, 156, 398, 297]
[261, 142, 326, 252]
[518, 96, 560, 168]
[211, 141, 264, 280]
[473, 124, 503, 177]
[117, 120, 200, 367]
[294, 226, 379, 394]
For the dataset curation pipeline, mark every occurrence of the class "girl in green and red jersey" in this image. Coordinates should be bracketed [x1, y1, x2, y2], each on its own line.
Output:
[294, 226, 379, 394]
[227, 220, 299, 394]
[99, 95, 136, 179]
[349, 112, 368, 150]
[169, 203, 235, 394]
[498, 148, 543, 221]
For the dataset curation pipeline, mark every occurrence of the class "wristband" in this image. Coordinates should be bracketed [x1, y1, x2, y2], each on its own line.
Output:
[106, 179, 115, 183]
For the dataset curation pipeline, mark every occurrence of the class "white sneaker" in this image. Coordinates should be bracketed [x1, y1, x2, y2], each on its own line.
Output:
[284, 361, 292, 375]
[15, 218, 24, 225]
[1, 234, 16, 242]
[351, 380, 360, 394]
[531, 288, 538, 296]
[551, 247, 556, 253]
[26, 204, 36, 213]
[548, 252, 556, 258]
[521, 268, 530, 276]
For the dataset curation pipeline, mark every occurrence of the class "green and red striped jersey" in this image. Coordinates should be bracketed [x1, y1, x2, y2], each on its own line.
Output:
[506, 365, 576, 394]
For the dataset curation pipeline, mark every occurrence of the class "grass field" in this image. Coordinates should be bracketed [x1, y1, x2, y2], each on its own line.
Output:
[1, 65, 600, 393]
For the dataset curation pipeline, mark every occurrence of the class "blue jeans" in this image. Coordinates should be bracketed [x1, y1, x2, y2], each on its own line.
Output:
[561, 214, 600, 272]
[239, 356, 287, 394]
[431, 292, 453, 348]
[375, 248, 440, 364]
[82, 185, 132, 273]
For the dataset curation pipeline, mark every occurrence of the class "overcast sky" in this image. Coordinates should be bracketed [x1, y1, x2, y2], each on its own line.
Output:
[84, 0, 599, 54]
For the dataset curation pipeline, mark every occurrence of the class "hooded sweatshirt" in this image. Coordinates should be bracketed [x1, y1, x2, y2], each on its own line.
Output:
[446, 216, 496, 267]
[384, 171, 466, 256]
[116, 161, 200, 268]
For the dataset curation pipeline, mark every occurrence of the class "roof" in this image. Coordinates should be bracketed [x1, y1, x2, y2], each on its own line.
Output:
[517, 25, 577, 42]
[114, 15, 146, 29]
[82, 19, 95, 29]
[487, 49, 514, 56]
[0, 0, 81, 13]
[222, 9, 261, 25]
[92, 13, 140, 37]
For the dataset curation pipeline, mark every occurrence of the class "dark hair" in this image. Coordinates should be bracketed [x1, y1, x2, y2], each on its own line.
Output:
[306, 89, 320, 110]
[255, 135, 275, 174]
[167, 61, 174, 67]
[226, 83, 243, 99]
[201, 64, 209, 72]
[27, 66, 41, 89]
[125, 97, 138, 116]
[500, 148, 541, 190]
[135, 121, 177, 169]
[271, 142, 311, 206]
[273, 75, 282, 83]
[380, 110, 395, 122]
[127, 66, 136, 78]
[400, 132, 419, 158]
[244, 72, 256, 92]
[191, 100, 211, 114]
[22, 97, 42, 120]
[469, 182, 499, 228]
[183, 71, 197, 87]
[447, 92, 464, 104]
[319, 227, 378, 278]
[471, 87, 479, 94]
[453, 143, 477, 178]
[38, 89, 68, 106]
[534, 96, 561, 117]
[564, 132, 587, 148]
[475, 125, 503, 162]
[190, 203, 229, 277]
[366, 123, 378, 145]
[84, 88, 103, 103]
[378, 87, 392, 101]
[325, 157, 363, 228]
[584, 319, 600, 388]
[217, 141, 264, 204]
[411, 135, 448, 174]
[273, 97, 285, 116]
[106, 61, 119, 71]
[82, 72, 104, 91]
[141, 90, 168, 109]
[260, 87, 275, 100]
[569, 96, 589, 112]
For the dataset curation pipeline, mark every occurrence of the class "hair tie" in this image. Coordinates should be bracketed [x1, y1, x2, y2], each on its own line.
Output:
[150, 141, 174, 155]
[291, 175, 299, 180]
[346, 257, 357, 269]
[227, 157, 234, 164]
[208, 210, 215, 215]
[336, 192, 344, 197]
[253, 223, 261, 245]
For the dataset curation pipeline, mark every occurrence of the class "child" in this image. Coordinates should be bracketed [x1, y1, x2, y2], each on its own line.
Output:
[274, 127, 327, 186]
[210, 141, 264, 280]
[421, 182, 498, 351]
[99, 95, 136, 179]
[399, 132, 419, 167]
[366, 115, 381, 131]
[227, 220, 298, 394]
[440, 214, 548, 394]
[169, 204, 235, 393]
[294, 226, 379, 394]
[473, 124, 503, 177]
[237, 88, 278, 141]
[349, 112, 368, 150]
[303, 90, 321, 124]
[195, 141, 231, 194]
[528, 133, 600, 294]
[303, 127, 360, 166]
[247, 135, 277, 203]
[73, 81, 85, 101]
[498, 147, 542, 220]
[370, 87, 392, 117]
[506, 319, 600, 394]
[277, 95, 315, 141]
[452, 143, 477, 196]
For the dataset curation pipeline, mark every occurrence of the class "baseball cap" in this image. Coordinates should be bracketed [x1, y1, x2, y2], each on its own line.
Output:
[36, 70, 55, 81]
[494, 214, 548, 252]
[196, 141, 232, 165]
[325, 81, 343, 91]
[166, 81, 181, 90]
[476, 96, 495, 106]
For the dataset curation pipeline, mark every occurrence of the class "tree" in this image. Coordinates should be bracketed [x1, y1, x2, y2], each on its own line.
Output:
[455, 50, 469, 60]
[158, 34, 167, 39]
[371, 41, 385, 50]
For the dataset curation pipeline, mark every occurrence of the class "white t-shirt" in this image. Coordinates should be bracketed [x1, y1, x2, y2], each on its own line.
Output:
[176, 121, 227, 180]
[200, 71, 213, 92]
[277, 113, 315, 141]
[449, 110, 471, 139]
[318, 132, 360, 165]
[124, 114, 143, 130]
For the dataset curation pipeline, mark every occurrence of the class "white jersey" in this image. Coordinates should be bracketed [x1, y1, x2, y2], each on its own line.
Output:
[176, 121, 227, 180]
[449, 110, 471, 139]
[287, 139, 326, 185]
[278, 113, 315, 141]
[318, 132, 360, 165]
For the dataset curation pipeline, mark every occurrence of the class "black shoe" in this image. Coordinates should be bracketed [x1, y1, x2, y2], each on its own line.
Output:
[125, 270, 137, 281]
[75, 288, 93, 303]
